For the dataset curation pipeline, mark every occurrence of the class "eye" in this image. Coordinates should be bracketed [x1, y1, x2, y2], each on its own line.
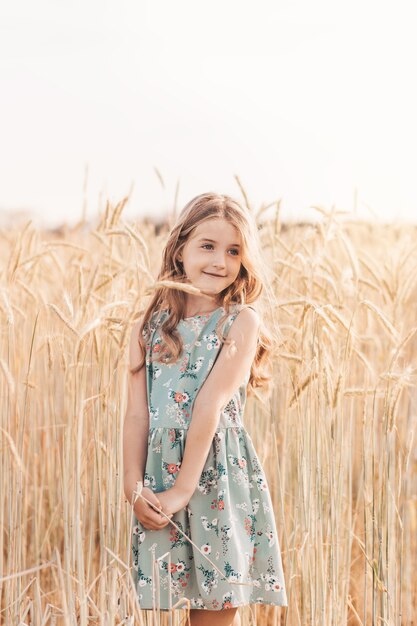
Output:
[201, 244, 240, 256]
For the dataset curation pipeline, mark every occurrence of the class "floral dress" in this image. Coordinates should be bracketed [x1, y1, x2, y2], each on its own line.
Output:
[131, 303, 288, 611]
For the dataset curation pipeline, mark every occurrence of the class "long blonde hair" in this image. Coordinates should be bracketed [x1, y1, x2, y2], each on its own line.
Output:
[131, 192, 276, 399]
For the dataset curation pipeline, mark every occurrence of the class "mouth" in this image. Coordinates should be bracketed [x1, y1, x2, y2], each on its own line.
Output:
[203, 272, 226, 278]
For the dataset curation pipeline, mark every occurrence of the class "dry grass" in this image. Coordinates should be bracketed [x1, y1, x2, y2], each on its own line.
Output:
[1, 197, 416, 625]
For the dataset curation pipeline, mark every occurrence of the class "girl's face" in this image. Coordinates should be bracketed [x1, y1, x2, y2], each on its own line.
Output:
[178, 218, 242, 304]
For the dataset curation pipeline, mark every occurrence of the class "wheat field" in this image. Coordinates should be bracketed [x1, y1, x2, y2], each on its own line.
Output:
[1, 197, 416, 625]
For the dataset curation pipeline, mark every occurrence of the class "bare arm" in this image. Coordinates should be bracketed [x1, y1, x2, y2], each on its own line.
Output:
[123, 320, 150, 504]
[172, 307, 260, 501]
[123, 319, 174, 529]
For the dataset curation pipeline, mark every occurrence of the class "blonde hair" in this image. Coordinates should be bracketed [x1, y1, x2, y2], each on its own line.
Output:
[131, 192, 276, 399]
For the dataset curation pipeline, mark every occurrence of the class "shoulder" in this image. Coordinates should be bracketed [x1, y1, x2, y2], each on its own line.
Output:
[230, 304, 260, 325]
[130, 318, 144, 339]
[129, 310, 158, 355]
[227, 305, 261, 339]
[133, 309, 167, 336]
[128, 317, 145, 362]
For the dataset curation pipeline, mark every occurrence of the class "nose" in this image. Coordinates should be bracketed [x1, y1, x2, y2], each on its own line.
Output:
[212, 250, 227, 268]
[212, 255, 226, 270]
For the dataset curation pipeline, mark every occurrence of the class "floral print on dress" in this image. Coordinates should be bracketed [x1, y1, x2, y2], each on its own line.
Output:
[168, 428, 185, 450]
[248, 454, 269, 492]
[197, 463, 227, 494]
[221, 591, 236, 609]
[202, 331, 221, 351]
[179, 353, 205, 380]
[224, 562, 241, 582]
[165, 403, 189, 428]
[228, 453, 248, 471]
[261, 556, 285, 592]
[168, 388, 190, 405]
[201, 516, 219, 535]
[162, 459, 181, 487]
[169, 520, 192, 549]
[197, 563, 219, 594]
[223, 398, 240, 425]
[148, 403, 159, 421]
[220, 524, 233, 555]
[143, 471, 156, 490]
[210, 490, 225, 511]
[131, 304, 288, 610]
[158, 557, 192, 594]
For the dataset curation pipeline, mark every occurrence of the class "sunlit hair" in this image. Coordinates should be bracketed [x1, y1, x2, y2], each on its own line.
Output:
[131, 192, 277, 399]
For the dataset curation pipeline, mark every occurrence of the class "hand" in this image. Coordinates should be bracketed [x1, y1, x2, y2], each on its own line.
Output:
[155, 486, 190, 518]
[133, 486, 174, 531]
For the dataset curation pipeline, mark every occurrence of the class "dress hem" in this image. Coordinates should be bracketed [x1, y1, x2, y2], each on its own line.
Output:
[138, 599, 288, 611]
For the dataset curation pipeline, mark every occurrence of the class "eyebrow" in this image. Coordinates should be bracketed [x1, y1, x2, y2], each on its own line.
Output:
[198, 237, 241, 248]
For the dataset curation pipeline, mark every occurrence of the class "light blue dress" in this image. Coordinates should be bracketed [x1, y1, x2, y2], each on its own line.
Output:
[131, 303, 288, 611]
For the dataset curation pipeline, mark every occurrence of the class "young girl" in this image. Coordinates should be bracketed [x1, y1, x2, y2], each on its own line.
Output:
[123, 193, 288, 625]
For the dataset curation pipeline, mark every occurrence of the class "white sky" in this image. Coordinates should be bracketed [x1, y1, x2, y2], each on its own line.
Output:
[0, 0, 416, 227]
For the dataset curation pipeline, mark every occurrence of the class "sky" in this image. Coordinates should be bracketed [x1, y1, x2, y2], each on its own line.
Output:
[0, 0, 416, 228]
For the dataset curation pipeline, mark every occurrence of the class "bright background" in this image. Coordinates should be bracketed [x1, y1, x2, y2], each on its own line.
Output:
[0, 0, 416, 227]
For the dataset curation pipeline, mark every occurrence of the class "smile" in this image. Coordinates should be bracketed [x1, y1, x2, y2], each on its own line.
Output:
[203, 272, 225, 278]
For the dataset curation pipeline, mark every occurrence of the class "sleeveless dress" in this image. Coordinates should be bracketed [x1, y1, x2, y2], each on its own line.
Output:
[131, 303, 288, 611]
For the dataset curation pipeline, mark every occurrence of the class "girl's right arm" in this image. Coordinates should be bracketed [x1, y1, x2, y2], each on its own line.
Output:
[123, 320, 172, 529]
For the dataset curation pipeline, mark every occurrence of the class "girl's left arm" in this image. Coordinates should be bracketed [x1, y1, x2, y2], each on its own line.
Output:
[167, 306, 261, 508]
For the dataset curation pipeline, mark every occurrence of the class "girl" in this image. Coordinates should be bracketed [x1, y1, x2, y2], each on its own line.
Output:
[123, 193, 288, 625]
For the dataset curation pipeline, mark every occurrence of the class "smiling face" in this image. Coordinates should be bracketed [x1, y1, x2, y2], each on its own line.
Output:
[178, 218, 243, 312]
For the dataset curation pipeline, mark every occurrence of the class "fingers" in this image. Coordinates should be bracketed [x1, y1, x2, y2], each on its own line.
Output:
[149, 497, 172, 517]
[148, 491, 162, 507]
[142, 517, 169, 530]
[142, 518, 171, 530]
[141, 509, 175, 530]
[135, 491, 175, 530]
[146, 499, 162, 514]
